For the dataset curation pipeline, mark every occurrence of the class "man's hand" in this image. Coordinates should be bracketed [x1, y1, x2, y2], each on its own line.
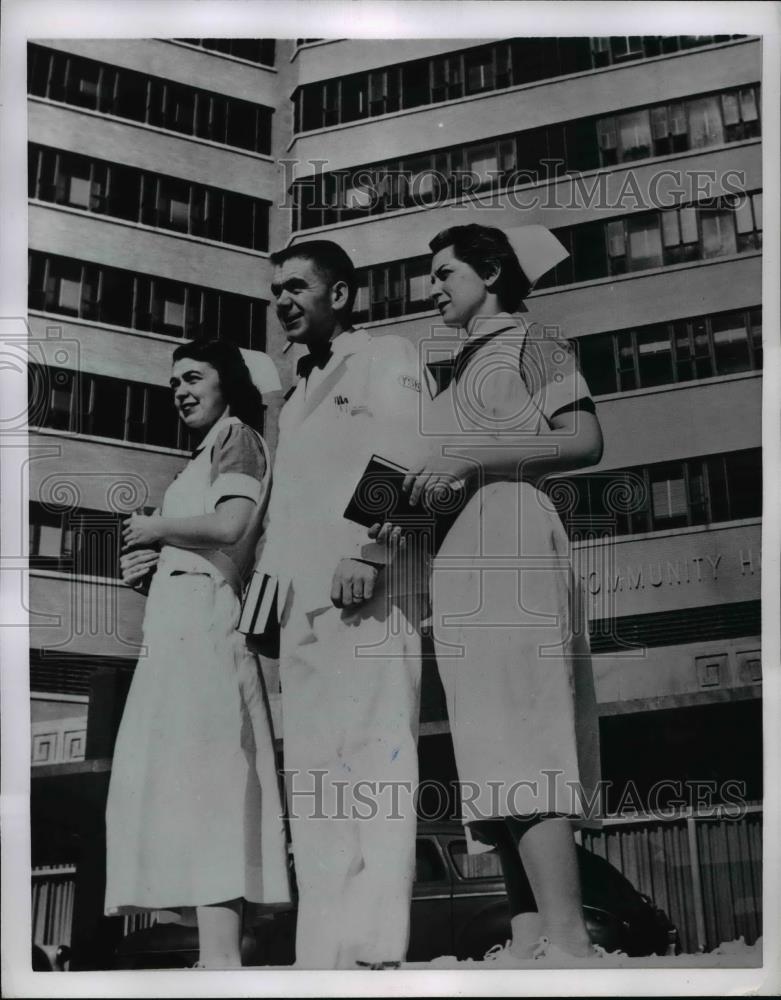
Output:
[120, 548, 160, 587]
[330, 558, 380, 609]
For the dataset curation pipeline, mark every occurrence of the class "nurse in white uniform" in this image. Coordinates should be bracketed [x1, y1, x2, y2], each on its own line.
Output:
[401, 224, 605, 962]
[259, 241, 426, 969]
[106, 339, 290, 969]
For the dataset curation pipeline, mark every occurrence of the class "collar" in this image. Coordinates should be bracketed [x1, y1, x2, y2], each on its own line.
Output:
[191, 412, 237, 457]
[295, 328, 371, 380]
[426, 313, 525, 397]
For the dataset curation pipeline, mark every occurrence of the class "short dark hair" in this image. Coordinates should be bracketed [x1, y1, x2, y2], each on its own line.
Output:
[270, 240, 357, 321]
[429, 224, 530, 311]
[171, 340, 265, 433]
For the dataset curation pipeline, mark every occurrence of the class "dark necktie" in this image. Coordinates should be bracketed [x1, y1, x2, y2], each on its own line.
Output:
[296, 346, 333, 380]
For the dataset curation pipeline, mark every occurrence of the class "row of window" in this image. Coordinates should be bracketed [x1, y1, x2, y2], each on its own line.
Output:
[539, 191, 762, 287]
[174, 38, 276, 66]
[28, 447, 760, 580]
[292, 84, 761, 229]
[29, 501, 124, 577]
[293, 36, 746, 133]
[28, 363, 196, 451]
[577, 307, 762, 396]
[28, 144, 270, 252]
[349, 191, 762, 323]
[28, 252, 267, 350]
[28, 44, 273, 155]
[551, 448, 761, 539]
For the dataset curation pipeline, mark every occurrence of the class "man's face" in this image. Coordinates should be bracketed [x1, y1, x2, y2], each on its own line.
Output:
[271, 256, 337, 346]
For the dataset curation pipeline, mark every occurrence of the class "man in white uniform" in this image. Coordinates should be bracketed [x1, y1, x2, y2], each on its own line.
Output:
[259, 241, 426, 969]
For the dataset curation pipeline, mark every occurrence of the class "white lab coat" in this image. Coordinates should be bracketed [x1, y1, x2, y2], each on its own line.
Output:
[260, 329, 426, 968]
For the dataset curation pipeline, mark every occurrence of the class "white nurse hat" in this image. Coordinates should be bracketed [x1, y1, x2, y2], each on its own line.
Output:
[504, 225, 569, 287]
[240, 349, 282, 394]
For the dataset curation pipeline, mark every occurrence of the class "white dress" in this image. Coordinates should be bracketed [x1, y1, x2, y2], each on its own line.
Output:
[424, 315, 602, 840]
[105, 416, 291, 915]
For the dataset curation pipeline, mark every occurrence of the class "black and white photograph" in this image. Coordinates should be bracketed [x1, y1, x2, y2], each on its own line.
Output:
[1, 0, 779, 995]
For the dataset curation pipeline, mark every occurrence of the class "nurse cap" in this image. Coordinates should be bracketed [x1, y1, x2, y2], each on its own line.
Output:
[504, 224, 569, 287]
[241, 349, 282, 394]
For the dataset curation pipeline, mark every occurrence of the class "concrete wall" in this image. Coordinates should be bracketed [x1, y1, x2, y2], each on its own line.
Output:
[29, 203, 271, 299]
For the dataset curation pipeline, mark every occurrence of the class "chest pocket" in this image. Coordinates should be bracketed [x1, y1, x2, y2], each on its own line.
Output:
[339, 353, 375, 420]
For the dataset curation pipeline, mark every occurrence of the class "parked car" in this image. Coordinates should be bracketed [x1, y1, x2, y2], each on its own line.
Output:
[113, 821, 677, 968]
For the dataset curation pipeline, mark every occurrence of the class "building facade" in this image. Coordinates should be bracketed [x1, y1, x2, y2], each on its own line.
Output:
[28, 35, 762, 961]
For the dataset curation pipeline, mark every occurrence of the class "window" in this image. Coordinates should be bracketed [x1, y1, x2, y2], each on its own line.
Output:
[576, 308, 762, 397]
[635, 324, 674, 386]
[575, 332, 617, 396]
[551, 448, 761, 540]
[354, 260, 436, 322]
[27, 45, 272, 155]
[431, 53, 463, 102]
[616, 108, 652, 160]
[291, 86, 760, 232]
[590, 34, 743, 69]
[415, 839, 446, 883]
[449, 840, 503, 879]
[749, 307, 762, 367]
[291, 37, 746, 135]
[29, 502, 123, 577]
[724, 450, 762, 519]
[177, 38, 276, 67]
[29, 503, 69, 567]
[464, 46, 495, 93]
[711, 311, 752, 374]
[650, 462, 688, 528]
[28, 252, 267, 349]
[596, 85, 760, 167]
[699, 207, 737, 259]
[405, 259, 431, 313]
[626, 214, 663, 272]
[688, 94, 725, 148]
[28, 364, 196, 450]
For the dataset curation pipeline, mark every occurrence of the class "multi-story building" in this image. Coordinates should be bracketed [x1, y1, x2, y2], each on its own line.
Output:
[28, 35, 762, 963]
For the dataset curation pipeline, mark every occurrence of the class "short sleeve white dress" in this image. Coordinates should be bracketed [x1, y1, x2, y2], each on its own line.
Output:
[424, 314, 602, 842]
[105, 416, 291, 916]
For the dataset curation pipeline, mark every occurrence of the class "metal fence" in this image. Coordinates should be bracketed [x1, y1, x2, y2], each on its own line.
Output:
[581, 804, 762, 952]
[32, 805, 762, 956]
[31, 865, 76, 948]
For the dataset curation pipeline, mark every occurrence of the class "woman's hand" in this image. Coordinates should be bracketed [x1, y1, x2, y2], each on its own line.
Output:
[368, 522, 407, 551]
[120, 548, 159, 586]
[122, 513, 162, 550]
[403, 450, 474, 509]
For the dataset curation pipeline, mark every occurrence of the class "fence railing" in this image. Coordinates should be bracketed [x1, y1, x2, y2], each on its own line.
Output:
[31, 865, 76, 948]
[32, 805, 762, 957]
[581, 803, 762, 953]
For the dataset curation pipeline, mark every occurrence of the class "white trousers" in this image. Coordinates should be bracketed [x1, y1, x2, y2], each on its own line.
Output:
[279, 587, 423, 969]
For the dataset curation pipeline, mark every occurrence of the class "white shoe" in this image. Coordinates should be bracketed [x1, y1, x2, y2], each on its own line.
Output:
[532, 936, 625, 963]
[483, 940, 529, 967]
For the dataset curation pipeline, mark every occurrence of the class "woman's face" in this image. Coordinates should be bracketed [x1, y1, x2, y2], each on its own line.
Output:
[430, 245, 491, 330]
[169, 358, 228, 433]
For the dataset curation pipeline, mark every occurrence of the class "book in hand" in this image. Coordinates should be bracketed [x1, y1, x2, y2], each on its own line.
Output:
[343, 454, 469, 552]
[238, 570, 279, 640]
